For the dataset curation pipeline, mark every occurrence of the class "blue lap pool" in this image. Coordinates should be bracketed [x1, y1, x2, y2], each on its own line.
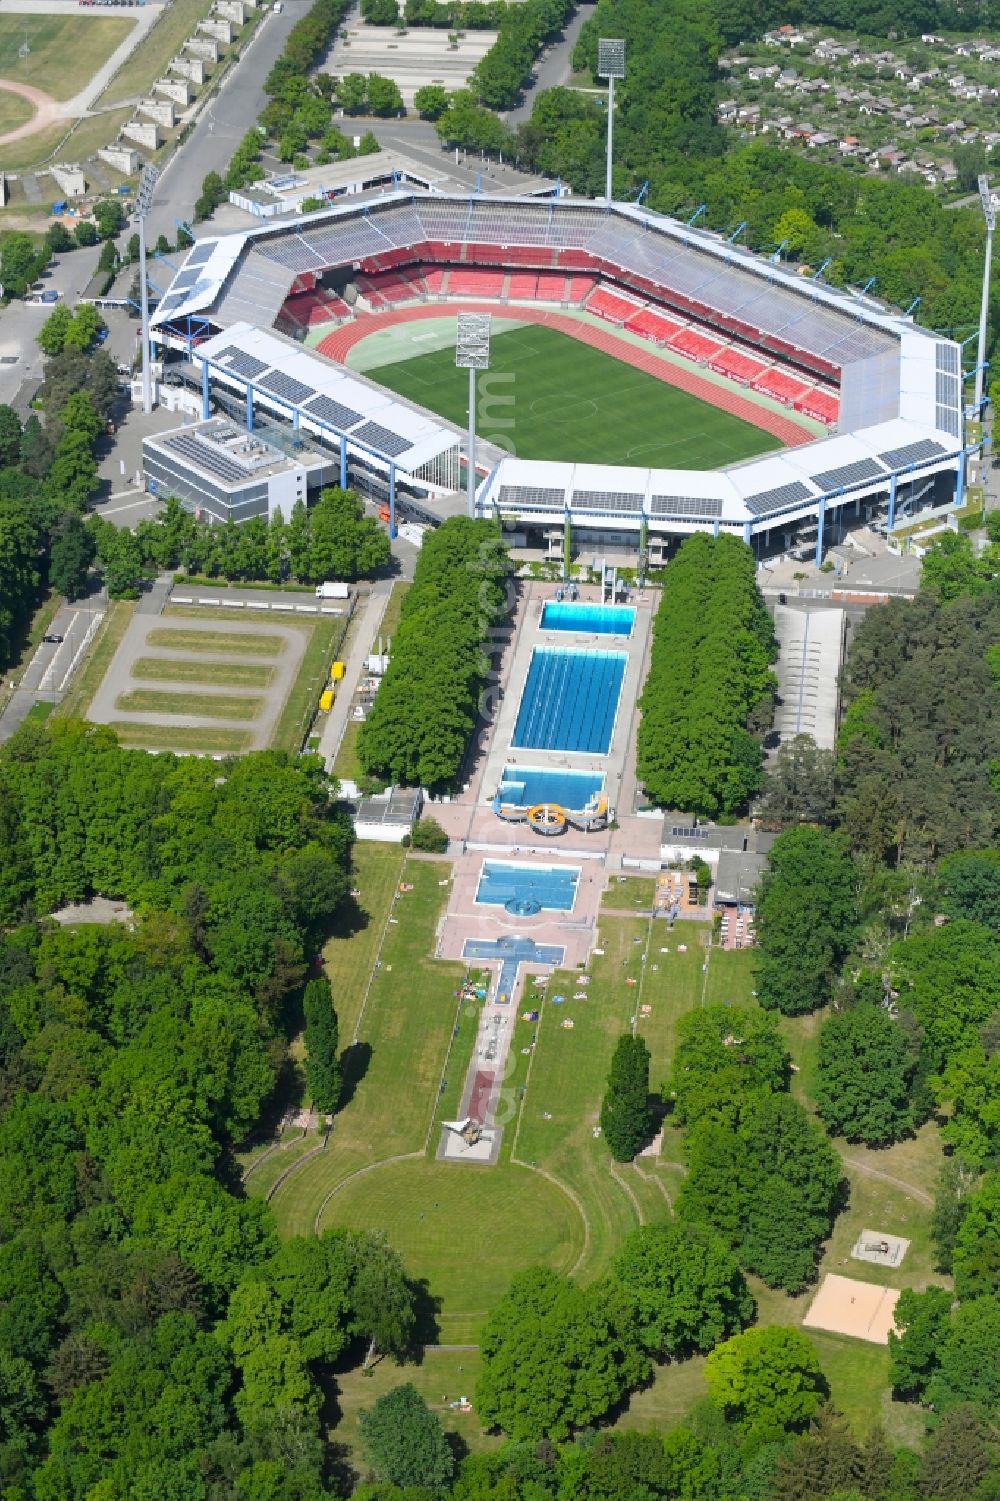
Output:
[495, 766, 604, 810]
[541, 602, 635, 636]
[512, 648, 627, 754]
[476, 860, 580, 913]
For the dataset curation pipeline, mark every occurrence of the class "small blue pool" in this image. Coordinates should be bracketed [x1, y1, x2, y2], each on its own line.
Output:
[476, 861, 580, 912]
[541, 602, 635, 636]
[512, 648, 627, 754]
[495, 766, 604, 811]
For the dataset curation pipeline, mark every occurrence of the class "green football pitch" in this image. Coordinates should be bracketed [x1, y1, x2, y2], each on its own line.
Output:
[366, 324, 781, 468]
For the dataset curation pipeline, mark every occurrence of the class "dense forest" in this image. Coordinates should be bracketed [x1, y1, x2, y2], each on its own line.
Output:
[636, 534, 777, 817]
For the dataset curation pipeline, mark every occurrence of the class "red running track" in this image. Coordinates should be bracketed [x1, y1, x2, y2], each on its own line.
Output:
[316, 303, 817, 449]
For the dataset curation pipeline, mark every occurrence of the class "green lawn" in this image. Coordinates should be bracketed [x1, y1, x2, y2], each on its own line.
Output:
[0, 15, 133, 100]
[268, 858, 465, 1239]
[0, 90, 31, 136]
[602, 875, 657, 911]
[108, 721, 253, 755]
[131, 656, 276, 688]
[369, 325, 780, 468]
[115, 688, 264, 720]
[147, 626, 287, 657]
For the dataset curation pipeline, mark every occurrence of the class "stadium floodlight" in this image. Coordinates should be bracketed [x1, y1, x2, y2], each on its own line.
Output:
[974, 174, 996, 415]
[455, 312, 491, 517]
[136, 163, 160, 416]
[597, 38, 625, 205]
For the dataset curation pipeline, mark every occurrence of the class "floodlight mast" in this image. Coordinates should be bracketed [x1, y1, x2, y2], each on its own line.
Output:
[974, 174, 996, 416]
[455, 313, 491, 517]
[136, 164, 160, 417]
[597, 39, 625, 205]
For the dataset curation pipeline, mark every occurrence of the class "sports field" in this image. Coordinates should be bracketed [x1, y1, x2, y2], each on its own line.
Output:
[368, 324, 781, 468]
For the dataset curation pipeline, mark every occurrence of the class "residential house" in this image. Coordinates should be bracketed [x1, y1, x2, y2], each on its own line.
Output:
[839, 135, 862, 155]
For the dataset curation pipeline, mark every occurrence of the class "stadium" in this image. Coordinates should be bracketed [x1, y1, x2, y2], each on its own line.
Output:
[149, 191, 967, 563]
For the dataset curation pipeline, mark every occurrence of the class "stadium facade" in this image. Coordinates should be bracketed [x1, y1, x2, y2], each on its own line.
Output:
[150, 192, 967, 558]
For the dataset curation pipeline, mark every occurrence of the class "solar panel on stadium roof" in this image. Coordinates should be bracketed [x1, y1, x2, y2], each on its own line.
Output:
[649, 495, 724, 518]
[498, 485, 565, 508]
[259, 370, 314, 405]
[215, 348, 268, 381]
[156, 293, 189, 315]
[878, 438, 947, 469]
[937, 405, 961, 439]
[352, 421, 411, 458]
[935, 343, 960, 375]
[171, 269, 202, 291]
[185, 241, 216, 267]
[935, 372, 960, 408]
[165, 433, 248, 486]
[572, 490, 643, 512]
[671, 826, 708, 839]
[810, 458, 886, 492]
[743, 480, 813, 516]
[306, 394, 363, 431]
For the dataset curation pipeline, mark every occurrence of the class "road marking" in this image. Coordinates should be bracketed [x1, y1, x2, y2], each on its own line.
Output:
[39, 612, 81, 690]
[57, 612, 104, 695]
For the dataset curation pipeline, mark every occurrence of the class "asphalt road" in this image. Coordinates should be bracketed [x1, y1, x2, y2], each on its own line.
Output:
[143, 0, 311, 245]
[0, 588, 107, 742]
[504, 4, 594, 126]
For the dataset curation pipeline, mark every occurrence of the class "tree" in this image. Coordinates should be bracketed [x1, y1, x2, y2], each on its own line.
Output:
[306, 487, 390, 582]
[678, 1092, 843, 1292]
[358, 1384, 455, 1489]
[45, 222, 74, 255]
[612, 1220, 754, 1359]
[349, 1232, 417, 1372]
[932, 1044, 1000, 1166]
[0, 403, 22, 467]
[0, 231, 47, 298]
[918, 1405, 994, 1501]
[302, 976, 340, 1116]
[93, 199, 125, 240]
[814, 1004, 916, 1146]
[338, 72, 369, 112]
[887, 1285, 952, 1399]
[937, 849, 1000, 931]
[44, 429, 99, 512]
[889, 921, 1000, 1076]
[37, 303, 73, 357]
[49, 513, 96, 601]
[93, 523, 144, 598]
[74, 220, 99, 248]
[951, 1172, 1000, 1301]
[367, 73, 404, 116]
[414, 84, 449, 119]
[759, 734, 836, 827]
[931, 1157, 978, 1274]
[637, 535, 775, 818]
[600, 1033, 653, 1162]
[755, 827, 857, 1015]
[664, 1004, 790, 1127]
[19, 415, 53, 480]
[772, 1406, 867, 1501]
[64, 304, 103, 354]
[926, 1297, 1000, 1414]
[476, 1267, 649, 1441]
[704, 1327, 827, 1444]
[408, 816, 448, 853]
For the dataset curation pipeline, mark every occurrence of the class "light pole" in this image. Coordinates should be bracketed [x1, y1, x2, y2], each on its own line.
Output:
[455, 312, 491, 518]
[136, 163, 160, 416]
[974, 174, 996, 417]
[597, 38, 625, 205]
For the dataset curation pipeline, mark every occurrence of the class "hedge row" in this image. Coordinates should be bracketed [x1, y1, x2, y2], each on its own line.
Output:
[357, 518, 512, 791]
[637, 534, 777, 818]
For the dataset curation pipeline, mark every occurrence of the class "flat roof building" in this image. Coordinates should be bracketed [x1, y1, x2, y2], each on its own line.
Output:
[142, 417, 332, 523]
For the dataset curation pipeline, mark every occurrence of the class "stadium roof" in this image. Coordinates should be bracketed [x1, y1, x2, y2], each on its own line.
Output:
[484, 413, 959, 530]
[196, 324, 459, 473]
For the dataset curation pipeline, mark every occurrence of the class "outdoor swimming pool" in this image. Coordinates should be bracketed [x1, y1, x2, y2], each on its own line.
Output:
[476, 861, 580, 913]
[512, 648, 627, 754]
[541, 602, 635, 636]
[495, 766, 604, 810]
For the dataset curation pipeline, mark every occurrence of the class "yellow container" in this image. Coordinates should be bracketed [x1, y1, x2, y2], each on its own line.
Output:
[319, 688, 335, 711]
[331, 660, 346, 681]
